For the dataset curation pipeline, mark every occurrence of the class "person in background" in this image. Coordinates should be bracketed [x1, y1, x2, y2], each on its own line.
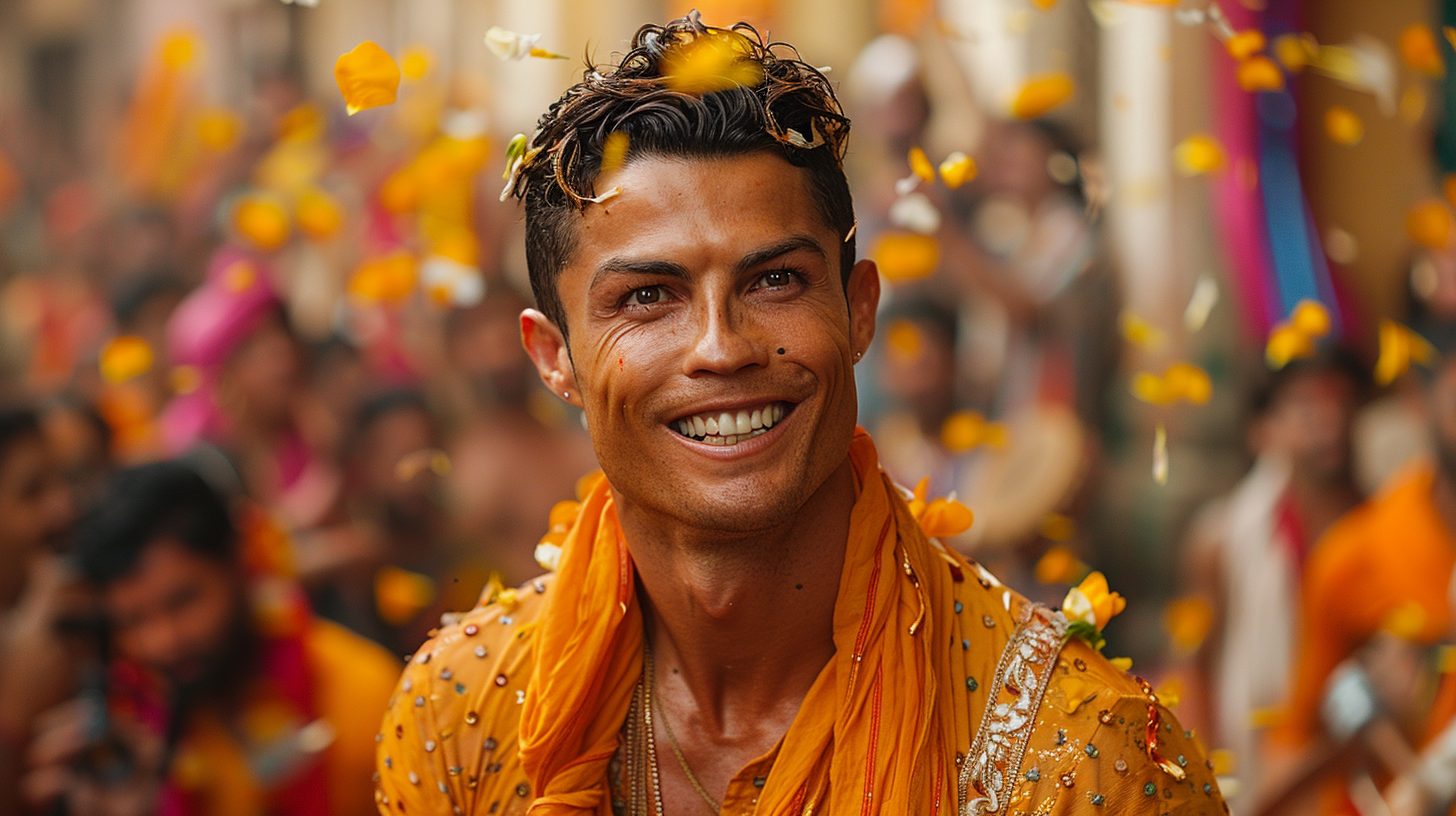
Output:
[40, 395, 114, 513]
[1181, 346, 1365, 808]
[870, 297, 965, 497]
[0, 407, 78, 815]
[22, 460, 398, 816]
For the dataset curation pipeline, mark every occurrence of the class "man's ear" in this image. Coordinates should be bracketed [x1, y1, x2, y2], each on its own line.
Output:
[520, 309, 582, 407]
[846, 258, 881, 360]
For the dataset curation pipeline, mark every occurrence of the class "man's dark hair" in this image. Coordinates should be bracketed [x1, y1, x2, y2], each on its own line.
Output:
[505, 13, 855, 336]
[72, 461, 236, 585]
[1250, 343, 1367, 417]
[0, 406, 41, 465]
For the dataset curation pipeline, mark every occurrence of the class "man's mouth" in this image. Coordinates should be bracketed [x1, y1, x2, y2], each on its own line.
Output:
[670, 401, 792, 446]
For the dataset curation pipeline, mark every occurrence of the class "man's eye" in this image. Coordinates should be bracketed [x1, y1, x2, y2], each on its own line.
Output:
[758, 270, 795, 289]
[625, 286, 664, 306]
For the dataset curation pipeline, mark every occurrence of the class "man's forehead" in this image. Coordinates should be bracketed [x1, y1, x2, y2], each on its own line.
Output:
[570, 153, 834, 274]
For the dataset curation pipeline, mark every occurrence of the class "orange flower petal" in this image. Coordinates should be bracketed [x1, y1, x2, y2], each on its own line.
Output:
[1409, 199, 1453, 249]
[334, 41, 401, 116]
[869, 232, 940, 282]
[1324, 105, 1363, 146]
[99, 336, 155, 384]
[1226, 30, 1267, 62]
[941, 410, 988, 453]
[1400, 24, 1445, 77]
[920, 497, 975, 539]
[295, 189, 344, 242]
[1236, 55, 1285, 92]
[939, 152, 977, 188]
[908, 147, 936, 184]
[196, 109, 241, 152]
[1173, 134, 1226, 176]
[1290, 299, 1331, 337]
[661, 31, 765, 95]
[233, 196, 290, 252]
[1164, 596, 1215, 654]
[1011, 73, 1075, 120]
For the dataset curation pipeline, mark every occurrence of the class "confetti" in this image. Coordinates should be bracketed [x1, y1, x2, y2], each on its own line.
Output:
[1375, 319, 1437, 386]
[99, 336, 155, 384]
[1153, 423, 1168, 485]
[232, 196, 290, 252]
[1173, 134, 1225, 176]
[1010, 73, 1075, 120]
[1399, 23, 1445, 76]
[869, 232, 940, 282]
[1183, 275, 1219, 332]
[1408, 199, 1453, 249]
[939, 152, 977, 189]
[1323, 105, 1363, 145]
[660, 30, 764, 94]
[334, 42, 400, 115]
[484, 27, 568, 61]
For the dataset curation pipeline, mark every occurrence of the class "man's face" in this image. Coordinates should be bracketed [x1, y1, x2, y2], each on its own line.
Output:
[528, 153, 878, 533]
[1262, 371, 1357, 481]
[104, 538, 246, 690]
[0, 433, 73, 606]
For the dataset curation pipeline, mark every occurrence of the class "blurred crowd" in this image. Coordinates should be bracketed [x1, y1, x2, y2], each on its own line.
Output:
[6, 9, 1456, 816]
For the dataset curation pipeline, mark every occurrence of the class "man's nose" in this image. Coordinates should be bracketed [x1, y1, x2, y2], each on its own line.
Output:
[681, 298, 768, 376]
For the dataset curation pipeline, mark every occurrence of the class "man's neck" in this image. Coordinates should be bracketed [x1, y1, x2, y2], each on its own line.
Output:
[615, 458, 854, 733]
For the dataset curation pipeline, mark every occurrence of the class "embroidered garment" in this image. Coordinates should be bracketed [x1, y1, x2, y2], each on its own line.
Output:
[374, 431, 1224, 815]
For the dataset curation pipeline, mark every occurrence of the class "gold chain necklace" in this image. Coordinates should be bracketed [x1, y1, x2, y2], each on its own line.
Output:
[635, 643, 722, 816]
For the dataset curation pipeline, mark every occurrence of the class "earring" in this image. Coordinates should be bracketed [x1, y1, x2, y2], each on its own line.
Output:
[563, 391, 570, 399]
[853, 351, 862, 361]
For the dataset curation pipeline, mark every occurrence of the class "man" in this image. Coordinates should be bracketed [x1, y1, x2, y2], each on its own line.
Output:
[23, 461, 399, 816]
[1182, 348, 1364, 804]
[376, 16, 1223, 816]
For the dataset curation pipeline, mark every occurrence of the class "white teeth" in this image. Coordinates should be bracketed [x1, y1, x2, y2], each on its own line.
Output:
[671, 402, 789, 444]
[705, 416, 719, 434]
[735, 411, 751, 434]
[750, 409, 763, 430]
[717, 413, 735, 435]
[723, 434, 738, 445]
[692, 416, 706, 437]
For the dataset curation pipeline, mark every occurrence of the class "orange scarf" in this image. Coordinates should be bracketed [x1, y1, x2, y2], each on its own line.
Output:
[519, 429, 975, 815]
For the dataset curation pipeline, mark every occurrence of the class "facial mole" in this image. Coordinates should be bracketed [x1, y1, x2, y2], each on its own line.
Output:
[777, 348, 786, 355]
[796, 584, 803, 590]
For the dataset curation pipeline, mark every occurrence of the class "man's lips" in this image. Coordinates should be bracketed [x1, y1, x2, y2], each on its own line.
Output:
[668, 400, 796, 447]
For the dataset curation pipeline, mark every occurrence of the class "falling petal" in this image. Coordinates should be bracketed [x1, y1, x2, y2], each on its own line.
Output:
[1165, 596, 1215, 654]
[1173, 134, 1226, 176]
[869, 232, 940, 282]
[233, 196, 291, 252]
[1153, 423, 1168, 485]
[1265, 323, 1314, 370]
[1109, 657, 1133, 673]
[528, 47, 570, 60]
[941, 411, 988, 453]
[1183, 275, 1219, 332]
[295, 189, 343, 242]
[1290, 299, 1332, 337]
[1273, 32, 1318, 72]
[1408, 199, 1453, 248]
[1225, 30, 1266, 62]
[334, 42, 400, 115]
[1011, 73, 1075, 120]
[1039, 514, 1077, 543]
[99, 336, 155, 384]
[1236, 55, 1285, 92]
[600, 131, 629, 174]
[484, 27, 544, 61]
[1034, 543, 1088, 584]
[1165, 362, 1213, 405]
[1324, 105, 1363, 145]
[885, 319, 925, 362]
[919, 496, 975, 538]
[1447, 26, 1456, 53]
[908, 147, 936, 184]
[375, 566, 436, 626]
[888, 192, 942, 234]
[939, 152, 976, 189]
[1399, 24, 1445, 76]
[585, 186, 622, 205]
[1030, 0, 1058, 9]
[660, 31, 764, 94]
[1154, 677, 1184, 709]
[1132, 373, 1174, 406]
[1376, 320, 1436, 385]
[401, 46, 433, 81]
[1120, 311, 1164, 350]
[348, 251, 418, 303]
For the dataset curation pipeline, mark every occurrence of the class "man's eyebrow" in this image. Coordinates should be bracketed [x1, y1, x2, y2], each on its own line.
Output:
[734, 235, 826, 273]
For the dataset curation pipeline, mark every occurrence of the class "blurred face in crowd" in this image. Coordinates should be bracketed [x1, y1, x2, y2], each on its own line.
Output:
[220, 312, 302, 429]
[0, 432, 73, 607]
[103, 538, 247, 690]
[450, 292, 536, 405]
[981, 122, 1057, 207]
[523, 153, 879, 533]
[1258, 370, 1358, 483]
[877, 319, 955, 428]
[354, 405, 439, 528]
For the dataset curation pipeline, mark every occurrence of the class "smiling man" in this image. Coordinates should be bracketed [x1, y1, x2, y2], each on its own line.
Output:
[375, 16, 1224, 816]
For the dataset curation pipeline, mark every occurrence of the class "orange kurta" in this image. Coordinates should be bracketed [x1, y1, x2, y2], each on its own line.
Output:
[375, 431, 1223, 815]
[1280, 463, 1456, 748]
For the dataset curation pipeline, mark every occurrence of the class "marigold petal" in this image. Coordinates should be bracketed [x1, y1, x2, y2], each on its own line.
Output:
[1324, 105, 1363, 145]
[1236, 55, 1285, 92]
[1173, 134, 1225, 176]
[233, 196, 290, 252]
[1409, 199, 1453, 249]
[938, 152, 977, 189]
[1010, 73, 1075, 120]
[869, 232, 940, 282]
[335, 41, 400, 115]
[100, 336, 155, 384]
[1400, 24, 1445, 77]
[1226, 30, 1267, 62]
[908, 147, 935, 184]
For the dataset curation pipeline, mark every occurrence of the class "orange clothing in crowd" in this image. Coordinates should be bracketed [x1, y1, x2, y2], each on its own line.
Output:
[374, 432, 1223, 815]
[1280, 464, 1456, 748]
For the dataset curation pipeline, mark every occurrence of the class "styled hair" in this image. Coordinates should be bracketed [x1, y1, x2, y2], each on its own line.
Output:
[505, 13, 855, 335]
[72, 461, 236, 585]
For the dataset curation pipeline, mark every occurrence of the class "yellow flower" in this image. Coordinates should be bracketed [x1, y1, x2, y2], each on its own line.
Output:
[1409, 199, 1453, 249]
[1400, 24, 1445, 77]
[1132, 372, 1173, 406]
[1375, 319, 1437, 386]
[232, 196, 290, 252]
[1225, 30, 1267, 62]
[1173, 134, 1225, 176]
[1010, 73, 1075, 120]
[1164, 595, 1215, 654]
[908, 147, 936, 184]
[295, 189, 343, 242]
[99, 336, 155, 384]
[1236, 56, 1285, 92]
[334, 41, 401, 116]
[1062, 571, 1126, 629]
[660, 31, 764, 94]
[1034, 544, 1087, 585]
[869, 231, 939, 282]
[938, 152, 977, 189]
[159, 30, 201, 71]
[1324, 106, 1363, 146]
